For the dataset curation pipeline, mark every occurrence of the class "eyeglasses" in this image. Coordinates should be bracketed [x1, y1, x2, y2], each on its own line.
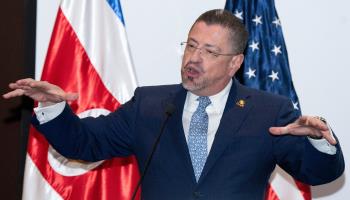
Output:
[180, 42, 236, 59]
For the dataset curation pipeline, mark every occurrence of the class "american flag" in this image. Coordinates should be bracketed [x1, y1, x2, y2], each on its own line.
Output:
[225, 0, 301, 115]
[225, 0, 310, 199]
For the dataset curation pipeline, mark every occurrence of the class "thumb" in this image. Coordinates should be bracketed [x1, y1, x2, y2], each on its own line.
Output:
[65, 93, 79, 101]
[269, 126, 289, 135]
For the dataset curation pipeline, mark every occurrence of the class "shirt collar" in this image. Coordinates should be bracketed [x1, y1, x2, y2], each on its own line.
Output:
[186, 79, 232, 114]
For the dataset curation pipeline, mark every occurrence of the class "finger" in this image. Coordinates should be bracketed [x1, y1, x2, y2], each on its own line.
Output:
[297, 116, 308, 124]
[9, 83, 32, 91]
[287, 125, 340, 143]
[269, 121, 303, 135]
[270, 125, 321, 137]
[2, 89, 25, 99]
[312, 117, 329, 131]
[65, 93, 79, 101]
[26, 80, 52, 90]
[16, 78, 36, 86]
[269, 126, 289, 135]
[321, 130, 337, 145]
[309, 117, 328, 131]
[16, 79, 52, 93]
[270, 116, 310, 134]
[291, 127, 321, 137]
[9, 83, 20, 89]
[298, 116, 328, 131]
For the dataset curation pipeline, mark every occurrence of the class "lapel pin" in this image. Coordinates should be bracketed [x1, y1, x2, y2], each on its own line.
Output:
[236, 99, 245, 108]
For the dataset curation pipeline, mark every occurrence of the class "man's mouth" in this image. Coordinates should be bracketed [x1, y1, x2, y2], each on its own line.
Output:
[184, 66, 202, 79]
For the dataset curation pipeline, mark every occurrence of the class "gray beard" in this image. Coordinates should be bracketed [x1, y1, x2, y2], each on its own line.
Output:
[181, 76, 209, 93]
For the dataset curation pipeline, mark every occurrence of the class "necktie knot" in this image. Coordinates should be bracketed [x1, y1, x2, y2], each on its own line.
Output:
[197, 96, 211, 110]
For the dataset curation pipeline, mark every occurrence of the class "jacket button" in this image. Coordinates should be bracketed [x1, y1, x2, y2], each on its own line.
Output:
[193, 191, 202, 199]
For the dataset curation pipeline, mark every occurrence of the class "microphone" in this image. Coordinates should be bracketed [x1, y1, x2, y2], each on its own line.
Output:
[131, 103, 176, 200]
[164, 103, 176, 116]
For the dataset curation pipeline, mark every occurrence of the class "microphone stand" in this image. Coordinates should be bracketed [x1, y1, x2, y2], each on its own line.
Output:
[131, 104, 175, 200]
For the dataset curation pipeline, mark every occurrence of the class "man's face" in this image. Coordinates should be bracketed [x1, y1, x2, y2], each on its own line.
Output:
[181, 21, 241, 96]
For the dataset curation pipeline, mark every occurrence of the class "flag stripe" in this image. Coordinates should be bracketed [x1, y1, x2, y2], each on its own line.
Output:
[41, 8, 120, 113]
[265, 183, 280, 200]
[294, 180, 312, 200]
[61, 0, 137, 104]
[106, 0, 125, 24]
[22, 154, 63, 200]
[270, 167, 305, 200]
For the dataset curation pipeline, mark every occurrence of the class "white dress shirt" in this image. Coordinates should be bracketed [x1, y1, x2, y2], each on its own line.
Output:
[182, 80, 232, 154]
[35, 80, 336, 155]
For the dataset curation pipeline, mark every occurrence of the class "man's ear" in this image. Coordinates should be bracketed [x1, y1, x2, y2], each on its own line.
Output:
[228, 54, 244, 77]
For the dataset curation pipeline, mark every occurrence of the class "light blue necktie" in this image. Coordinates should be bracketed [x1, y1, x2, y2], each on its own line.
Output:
[188, 96, 211, 182]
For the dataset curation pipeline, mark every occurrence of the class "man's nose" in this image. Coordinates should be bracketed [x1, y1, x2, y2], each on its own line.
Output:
[189, 48, 203, 63]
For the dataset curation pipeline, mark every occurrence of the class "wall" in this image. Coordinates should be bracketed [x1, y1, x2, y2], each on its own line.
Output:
[36, 0, 350, 199]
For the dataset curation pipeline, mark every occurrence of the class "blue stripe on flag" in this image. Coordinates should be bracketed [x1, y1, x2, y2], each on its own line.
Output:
[106, 0, 125, 25]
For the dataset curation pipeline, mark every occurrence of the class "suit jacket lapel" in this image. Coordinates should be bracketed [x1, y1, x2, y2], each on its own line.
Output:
[198, 80, 254, 184]
[163, 86, 197, 184]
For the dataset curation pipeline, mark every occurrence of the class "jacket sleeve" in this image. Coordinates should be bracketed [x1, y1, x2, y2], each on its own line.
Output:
[272, 99, 345, 185]
[31, 88, 142, 162]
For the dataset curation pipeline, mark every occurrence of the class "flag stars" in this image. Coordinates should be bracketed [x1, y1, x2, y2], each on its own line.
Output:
[292, 101, 299, 110]
[271, 45, 282, 56]
[268, 70, 279, 82]
[245, 67, 256, 79]
[252, 15, 263, 26]
[249, 41, 259, 52]
[272, 18, 281, 27]
[234, 10, 243, 20]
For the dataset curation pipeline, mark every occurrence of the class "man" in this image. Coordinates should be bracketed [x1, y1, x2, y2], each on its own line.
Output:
[3, 9, 344, 199]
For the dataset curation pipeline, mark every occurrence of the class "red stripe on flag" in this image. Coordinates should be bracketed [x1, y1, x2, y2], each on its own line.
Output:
[28, 8, 140, 200]
[41, 8, 118, 114]
[294, 180, 311, 200]
[265, 183, 280, 200]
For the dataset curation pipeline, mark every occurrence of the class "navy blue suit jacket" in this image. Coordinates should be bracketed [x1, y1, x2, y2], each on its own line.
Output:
[32, 80, 344, 200]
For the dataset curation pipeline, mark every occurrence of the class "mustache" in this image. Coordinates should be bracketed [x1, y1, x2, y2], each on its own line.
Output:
[183, 62, 204, 73]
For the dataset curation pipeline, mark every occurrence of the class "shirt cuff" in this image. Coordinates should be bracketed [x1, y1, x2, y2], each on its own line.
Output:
[307, 121, 337, 155]
[33, 101, 66, 124]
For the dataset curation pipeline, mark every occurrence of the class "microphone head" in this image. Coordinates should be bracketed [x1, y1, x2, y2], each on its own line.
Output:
[165, 103, 176, 116]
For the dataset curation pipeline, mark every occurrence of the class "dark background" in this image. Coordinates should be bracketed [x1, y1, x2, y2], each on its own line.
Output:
[0, 1, 36, 199]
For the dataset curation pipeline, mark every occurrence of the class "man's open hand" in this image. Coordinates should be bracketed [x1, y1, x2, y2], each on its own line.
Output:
[3, 78, 78, 106]
[269, 116, 336, 145]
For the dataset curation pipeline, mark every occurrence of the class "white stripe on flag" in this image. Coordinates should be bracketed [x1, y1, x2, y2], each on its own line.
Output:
[22, 154, 63, 200]
[270, 166, 305, 200]
[61, 0, 137, 104]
